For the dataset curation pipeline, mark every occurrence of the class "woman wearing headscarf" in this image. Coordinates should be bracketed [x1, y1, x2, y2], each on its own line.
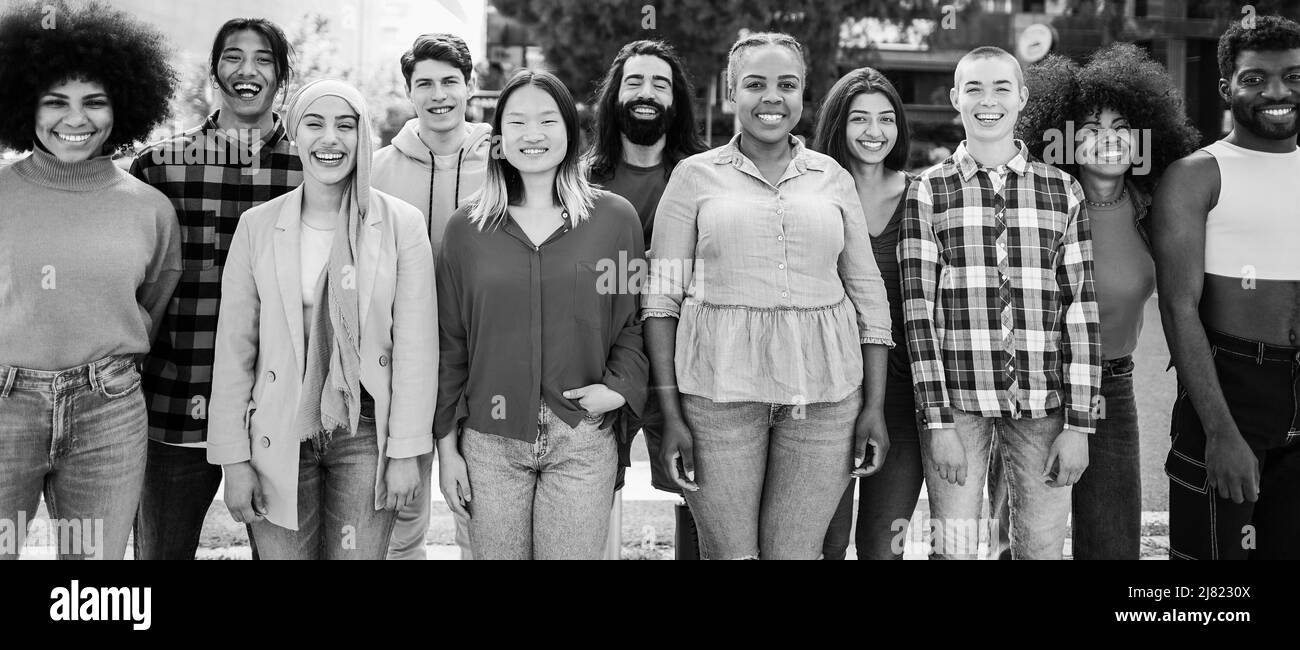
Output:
[0, 1, 180, 560]
[207, 79, 437, 560]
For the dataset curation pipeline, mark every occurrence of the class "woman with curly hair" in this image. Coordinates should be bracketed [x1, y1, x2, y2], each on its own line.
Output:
[0, 1, 180, 559]
[1005, 43, 1201, 560]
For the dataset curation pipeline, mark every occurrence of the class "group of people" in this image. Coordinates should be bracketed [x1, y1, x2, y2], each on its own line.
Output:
[1, 0, 1297, 561]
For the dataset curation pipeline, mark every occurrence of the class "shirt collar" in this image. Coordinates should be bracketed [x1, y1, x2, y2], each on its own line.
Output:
[712, 132, 827, 174]
[953, 139, 1030, 182]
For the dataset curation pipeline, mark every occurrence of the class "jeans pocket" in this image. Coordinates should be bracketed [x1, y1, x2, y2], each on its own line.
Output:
[181, 209, 218, 271]
[98, 364, 142, 400]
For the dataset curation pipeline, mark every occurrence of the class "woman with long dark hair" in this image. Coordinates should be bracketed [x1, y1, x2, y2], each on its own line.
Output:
[435, 70, 648, 559]
[814, 67, 921, 560]
[0, 1, 180, 560]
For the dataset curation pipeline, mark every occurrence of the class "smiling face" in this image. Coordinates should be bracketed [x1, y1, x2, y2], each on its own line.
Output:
[1076, 106, 1133, 179]
[215, 29, 280, 125]
[295, 95, 359, 187]
[616, 54, 675, 146]
[408, 58, 471, 136]
[500, 84, 568, 176]
[951, 55, 1027, 145]
[1222, 48, 1300, 141]
[844, 91, 898, 166]
[35, 78, 113, 162]
[731, 45, 804, 146]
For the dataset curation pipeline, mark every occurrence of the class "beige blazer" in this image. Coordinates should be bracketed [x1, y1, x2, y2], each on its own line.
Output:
[207, 185, 437, 530]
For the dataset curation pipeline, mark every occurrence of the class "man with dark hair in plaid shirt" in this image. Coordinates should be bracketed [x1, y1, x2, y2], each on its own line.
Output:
[901, 47, 1101, 560]
[128, 18, 303, 560]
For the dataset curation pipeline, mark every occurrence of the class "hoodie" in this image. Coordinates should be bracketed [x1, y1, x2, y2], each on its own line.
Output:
[372, 119, 493, 256]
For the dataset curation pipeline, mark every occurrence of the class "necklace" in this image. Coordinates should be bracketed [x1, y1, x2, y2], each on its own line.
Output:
[1086, 187, 1127, 208]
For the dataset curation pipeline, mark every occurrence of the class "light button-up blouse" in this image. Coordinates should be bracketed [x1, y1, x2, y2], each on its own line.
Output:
[642, 134, 892, 405]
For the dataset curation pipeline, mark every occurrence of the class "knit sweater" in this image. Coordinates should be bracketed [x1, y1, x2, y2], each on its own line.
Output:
[0, 147, 181, 370]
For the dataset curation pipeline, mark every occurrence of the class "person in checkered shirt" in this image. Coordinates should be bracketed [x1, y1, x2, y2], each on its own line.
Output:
[900, 46, 1101, 560]
[128, 18, 303, 560]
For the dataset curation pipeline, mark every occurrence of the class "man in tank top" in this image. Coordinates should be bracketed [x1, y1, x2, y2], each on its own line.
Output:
[1154, 15, 1300, 560]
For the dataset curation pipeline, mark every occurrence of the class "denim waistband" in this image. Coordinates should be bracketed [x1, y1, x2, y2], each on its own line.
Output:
[0, 355, 137, 396]
[1206, 329, 1300, 364]
[1102, 355, 1134, 378]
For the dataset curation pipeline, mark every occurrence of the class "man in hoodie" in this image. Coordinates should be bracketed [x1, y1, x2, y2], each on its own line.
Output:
[374, 33, 493, 258]
[372, 32, 491, 560]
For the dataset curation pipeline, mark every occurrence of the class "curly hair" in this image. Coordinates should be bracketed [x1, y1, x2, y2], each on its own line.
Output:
[1218, 14, 1300, 80]
[1016, 43, 1201, 194]
[0, 0, 178, 151]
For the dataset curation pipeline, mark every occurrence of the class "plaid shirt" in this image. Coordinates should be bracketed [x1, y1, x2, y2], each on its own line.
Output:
[900, 140, 1100, 433]
[130, 111, 303, 445]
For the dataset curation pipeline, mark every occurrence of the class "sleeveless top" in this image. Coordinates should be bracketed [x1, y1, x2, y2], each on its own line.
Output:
[1201, 140, 1300, 281]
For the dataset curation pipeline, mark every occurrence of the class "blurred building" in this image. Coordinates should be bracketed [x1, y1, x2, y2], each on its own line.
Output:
[843, 0, 1238, 160]
[102, 0, 488, 81]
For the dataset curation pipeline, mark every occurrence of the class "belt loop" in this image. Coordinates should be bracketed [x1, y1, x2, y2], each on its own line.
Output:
[1256, 343, 1265, 366]
[87, 359, 101, 391]
[0, 366, 15, 398]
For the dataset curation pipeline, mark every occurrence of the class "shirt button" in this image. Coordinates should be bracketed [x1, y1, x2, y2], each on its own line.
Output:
[778, 263, 786, 270]
[379, 355, 389, 367]
[777, 208, 785, 215]
[260, 436, 271, 448]
[781, 292, 789, 298]
[777, 235, 784, 241]
[267, 371, 276, 382]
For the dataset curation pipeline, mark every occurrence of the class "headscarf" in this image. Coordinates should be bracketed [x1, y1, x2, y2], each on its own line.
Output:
[285, 79, 374, 441]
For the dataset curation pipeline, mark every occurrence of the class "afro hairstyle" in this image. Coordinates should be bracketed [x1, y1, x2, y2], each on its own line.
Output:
[1218, 14, 1300, 80]
[0, 0, 178, 152]
[1017, 43, 1201, 194]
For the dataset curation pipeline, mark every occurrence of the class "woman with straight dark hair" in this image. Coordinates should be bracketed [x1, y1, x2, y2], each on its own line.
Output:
[814, 67, 922, 560]
[208, 79, 436, 559]
[435, 70, 648, 559]
[644, 33, 893, 560]
[0, 1, 180, 560]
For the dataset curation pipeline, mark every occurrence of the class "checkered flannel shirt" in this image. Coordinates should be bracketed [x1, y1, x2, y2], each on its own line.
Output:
[130, 111, 303, 444]
[900, 140, 1100, 433]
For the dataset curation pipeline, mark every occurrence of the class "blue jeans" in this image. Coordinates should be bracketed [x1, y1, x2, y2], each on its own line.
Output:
[924, 409, 1071, 560]
[0, 356, 148, 560]
[133, 439, 223, 560]
[460, 401, 618, 560]
[989, 361, 1143, 560]
[681, 389, 861, 560]
[248, 416, 397, 560]
[823, 375, 923, 560]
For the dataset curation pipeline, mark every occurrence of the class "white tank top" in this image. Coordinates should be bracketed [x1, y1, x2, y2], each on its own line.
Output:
[1202, 140, 1300, 281]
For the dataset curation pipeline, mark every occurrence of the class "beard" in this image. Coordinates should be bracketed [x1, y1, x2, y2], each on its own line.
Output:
[1231, 99, 1300, 141]
[616, 98, 675, 146]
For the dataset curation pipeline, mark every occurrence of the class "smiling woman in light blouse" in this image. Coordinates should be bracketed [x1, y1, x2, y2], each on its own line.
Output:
[642, 32, 893, 560]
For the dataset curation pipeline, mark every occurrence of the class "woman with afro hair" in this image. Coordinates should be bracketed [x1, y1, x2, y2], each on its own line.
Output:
[0, 1, 181, 559]
[991, 43, 1201, 560]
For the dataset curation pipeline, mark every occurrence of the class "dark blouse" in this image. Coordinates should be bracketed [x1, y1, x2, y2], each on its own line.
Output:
[435, 190, 649, 442]
[871, 174, 914, 381]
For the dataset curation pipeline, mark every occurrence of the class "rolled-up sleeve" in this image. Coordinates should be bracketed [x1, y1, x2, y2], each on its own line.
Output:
[641, 162, 699, 320]
[834, 169, 893, 347]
